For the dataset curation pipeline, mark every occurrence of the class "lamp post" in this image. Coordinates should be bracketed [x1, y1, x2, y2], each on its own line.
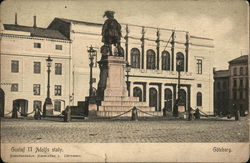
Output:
[88, 45, 97, 98]
[125, 63, 131, 96]
[177, 60, 181, 101]
[43, 55, 53, 117]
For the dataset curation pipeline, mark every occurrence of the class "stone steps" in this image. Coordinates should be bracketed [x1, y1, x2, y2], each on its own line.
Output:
[97, 111, 163, 117]
[98, 105, 155, 112]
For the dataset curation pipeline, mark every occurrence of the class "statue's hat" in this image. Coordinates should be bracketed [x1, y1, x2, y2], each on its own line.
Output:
[103, 10, 115, 18]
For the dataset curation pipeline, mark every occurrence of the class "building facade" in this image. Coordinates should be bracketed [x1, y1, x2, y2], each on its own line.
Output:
[0, 16, 215, 116]
[213, 69, 229, 115]
[228, 55, 249, 115]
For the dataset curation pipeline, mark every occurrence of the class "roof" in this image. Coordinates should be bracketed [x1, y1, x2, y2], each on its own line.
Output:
[228, 55, 248, 64]
[3, 24, 69, 40]
[214, 70, 229, 78]
[55, 17, 102, 27]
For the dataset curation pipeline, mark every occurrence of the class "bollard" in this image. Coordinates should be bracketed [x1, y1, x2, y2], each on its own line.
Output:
[235, 110, 240, 121]
[131, 106, 138, 121]
[194, 108, 200, 120]
[34, 108, 41, 120]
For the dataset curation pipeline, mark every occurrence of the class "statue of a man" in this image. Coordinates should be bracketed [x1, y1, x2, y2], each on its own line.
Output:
[102, 10, 123, 56]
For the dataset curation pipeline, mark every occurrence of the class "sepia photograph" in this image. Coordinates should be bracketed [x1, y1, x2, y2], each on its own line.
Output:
[0, 0, 249, 162]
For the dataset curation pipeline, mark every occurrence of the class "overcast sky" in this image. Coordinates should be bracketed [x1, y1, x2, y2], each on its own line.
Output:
[1, 0, 249, 70]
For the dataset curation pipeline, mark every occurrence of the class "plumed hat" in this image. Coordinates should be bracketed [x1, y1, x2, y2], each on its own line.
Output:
[103, 10, 115, 18]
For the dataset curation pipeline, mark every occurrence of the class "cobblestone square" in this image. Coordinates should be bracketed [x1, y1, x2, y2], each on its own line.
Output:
[1, 117, 249, 143]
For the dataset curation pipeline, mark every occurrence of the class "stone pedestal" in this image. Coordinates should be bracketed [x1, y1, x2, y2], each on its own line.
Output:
[96, 56, 158, 117]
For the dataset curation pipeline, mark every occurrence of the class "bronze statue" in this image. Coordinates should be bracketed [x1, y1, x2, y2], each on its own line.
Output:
[102, 10, 123, 56]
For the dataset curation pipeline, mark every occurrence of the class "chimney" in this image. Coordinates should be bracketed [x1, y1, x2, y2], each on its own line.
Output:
[15, 13, 17, 25]
[33, 15, 37, 28]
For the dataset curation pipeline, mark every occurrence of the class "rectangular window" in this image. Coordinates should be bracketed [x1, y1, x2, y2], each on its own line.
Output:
[11, 60, 19, 73]
[55, 63, 62, 75]
[240, 67, 244, 75]
[33, 62, 41, 74]
[55, 45, 62, 50]
[11, 83, 18, 92]
[33, 100, 42, 111]
[54, 100, 61, 112]
[233, 91, 237, 100]
[197, 84, 202, 88]
[233, 68, 237, 76]
[55, 85, 62, 96]
[33, 84, 41, 95]
[197, 59, 202, 74]
[239, 91, 243, 99]
[34, 43, 41, 48]
[233, 79, 237, 87]
[239, 78, 243, 87]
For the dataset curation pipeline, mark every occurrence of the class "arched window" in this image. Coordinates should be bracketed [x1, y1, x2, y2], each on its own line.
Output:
[130, 48, 140, 68]
[146, 49, 156, 69]
[133, 87, 142, 102]
[176, 52, 184, 71]
[164, 88, 172, 111]
[197, 92, 202, 106]
[162, 51, 170, 70]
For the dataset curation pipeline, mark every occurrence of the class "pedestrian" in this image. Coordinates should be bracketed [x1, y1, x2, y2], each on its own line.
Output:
[173, 99, 179, 117]
[194, 108, 200, 119]
[163, 107, 167, 117]
[188, 106, 193, 121]
[131, 106, 138, 121]
[11, 103, 18, 119]
[64, 106, 71, 122]
[233, 103, 240, 121]
[34, 106, 41, 120]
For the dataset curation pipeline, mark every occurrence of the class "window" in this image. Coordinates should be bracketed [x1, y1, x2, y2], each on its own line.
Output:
[233, 79, 237, 87]
[197, 92, 202, 106]
[217, 82, 221, 89]
[133, 87, 142, 102]
[233, 67, 237, 76]
[233, 91, 237, 100]
[54, 100, 61, 112]
[146, 49, 156, 69]
[239, 78, 243, 87]
[197, 84, 202, 88]
[55, 63, 62, 75]
[239, 91, 243, 99]
[11, 60, 19, 73]
[11, 83, 18, 92]
[34, 43, 41, 48]
[162, 51, 170, 70]
[223, 81, 227, 89]
[55, 85, 62, 96]
[130, 48, 140, 68]
[176, 52, 184, 71]
[217, 92, 220, 99]
[34, 62, 41, 74]
[246, 67, 248, 75]
[197, 59, 202, 74]
[240, 67, 244, 75]
[33, 100, 42, 111]
[33, 84, 41, 95]
[55, 45, 62, 50]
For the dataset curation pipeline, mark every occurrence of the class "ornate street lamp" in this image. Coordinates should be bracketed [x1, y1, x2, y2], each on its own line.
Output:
[177, 59, 181, 101]
[87, 45, 97, 98]
[125, 63, 131, 96]
[43, 55, 53, 117]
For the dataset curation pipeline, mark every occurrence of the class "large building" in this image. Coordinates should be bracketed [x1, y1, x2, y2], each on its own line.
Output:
[213, 69, 229, 115]
[228, 55, 249, 115]
[0, 16, 215, 116]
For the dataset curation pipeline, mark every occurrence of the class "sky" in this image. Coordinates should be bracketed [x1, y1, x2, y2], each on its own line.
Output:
[0, 0, 249, 70]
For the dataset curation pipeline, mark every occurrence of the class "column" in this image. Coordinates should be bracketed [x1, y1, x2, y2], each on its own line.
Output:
[170, 31, 175, 71]
[141, 27, 145, 69]
[185, 32, 189, 72]
[156, 29, 160, 70]
[142, 82, 147, 102]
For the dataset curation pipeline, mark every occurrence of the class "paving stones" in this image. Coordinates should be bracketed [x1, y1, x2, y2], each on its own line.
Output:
[0, 117, 248, 143]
